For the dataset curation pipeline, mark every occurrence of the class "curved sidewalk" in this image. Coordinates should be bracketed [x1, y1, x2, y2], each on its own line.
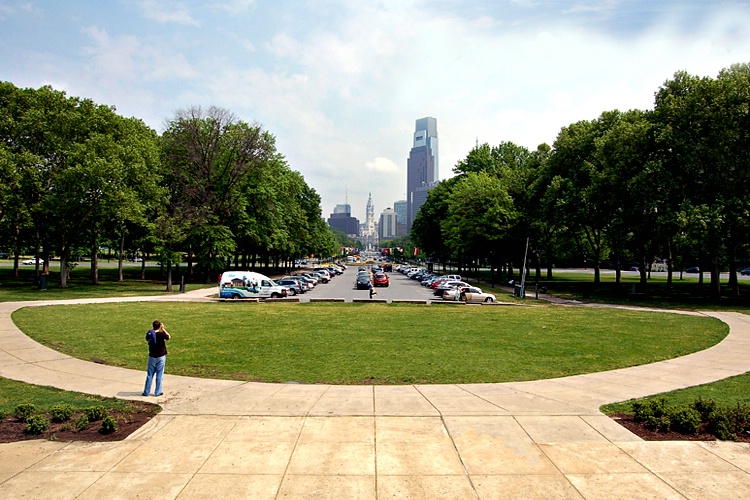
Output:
[2, 292, 750, 498]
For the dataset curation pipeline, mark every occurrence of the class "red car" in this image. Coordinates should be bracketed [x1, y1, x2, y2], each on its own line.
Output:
[373, 273, 389, 287]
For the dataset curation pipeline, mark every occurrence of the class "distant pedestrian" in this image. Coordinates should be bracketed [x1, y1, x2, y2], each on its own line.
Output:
[143, 320, 171, 397]
[368, 281, 375, 299]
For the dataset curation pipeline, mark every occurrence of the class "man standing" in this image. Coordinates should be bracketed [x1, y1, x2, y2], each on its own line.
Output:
[143, 320, 171, 397]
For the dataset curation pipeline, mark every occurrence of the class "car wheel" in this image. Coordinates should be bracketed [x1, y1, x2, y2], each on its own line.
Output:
[485, 297, 493, 303]
[288, 288, 296, 296]
[271, 292, 281, 298]
[231, 293, 240, 299]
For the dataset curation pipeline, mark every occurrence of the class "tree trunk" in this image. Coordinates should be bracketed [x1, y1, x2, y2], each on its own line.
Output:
[59, 246, 69, 288]
[666, 241, 673, 289]
[166, 261, 173, 292]
[118, 229, 125, 282]
[90, 234, 99, 285]
[727, 248, 739, 297]
[710, 259, 721, 302]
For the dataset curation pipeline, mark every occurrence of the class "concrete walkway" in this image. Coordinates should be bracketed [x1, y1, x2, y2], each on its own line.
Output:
[1, 290, 750, 498]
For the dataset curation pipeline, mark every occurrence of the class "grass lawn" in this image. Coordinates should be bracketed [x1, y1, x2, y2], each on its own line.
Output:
[0, 262, 215, 302]
[485, 270, 750, 310]
[601, 371, 750, 415]
[0, 376, 141, 415]
[12, 302, 727, 384]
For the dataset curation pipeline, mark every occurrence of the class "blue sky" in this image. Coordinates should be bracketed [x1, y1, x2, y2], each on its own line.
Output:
[2, 1, 749, 221]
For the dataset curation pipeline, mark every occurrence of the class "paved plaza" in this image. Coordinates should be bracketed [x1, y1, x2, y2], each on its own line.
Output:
[1, 289, 750, 498]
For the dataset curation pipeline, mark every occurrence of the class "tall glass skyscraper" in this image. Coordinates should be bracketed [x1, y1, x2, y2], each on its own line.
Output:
[406, 117, 438, 232]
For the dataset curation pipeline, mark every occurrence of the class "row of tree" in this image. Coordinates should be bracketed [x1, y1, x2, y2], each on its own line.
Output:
[0, 83, 339, 288]
[410, 63, 750, 300]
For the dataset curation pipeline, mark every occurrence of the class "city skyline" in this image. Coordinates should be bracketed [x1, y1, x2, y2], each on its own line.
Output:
[2, 2, 749, 221]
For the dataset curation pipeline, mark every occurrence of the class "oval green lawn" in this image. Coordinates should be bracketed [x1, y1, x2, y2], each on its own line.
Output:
[12, 302, 727, 384]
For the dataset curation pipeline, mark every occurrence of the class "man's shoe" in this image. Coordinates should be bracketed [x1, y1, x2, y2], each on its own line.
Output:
[155, 393, 163, 396]
[142, 393, 149, 397]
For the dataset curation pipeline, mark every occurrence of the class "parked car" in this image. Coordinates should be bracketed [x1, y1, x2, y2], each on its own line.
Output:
[434, 280, 469, 297]
[373, 273, 389, 287]
[313, 271, 330, 283]
[22, 258, 44, 265]
[355, 275, 371, 290]
[686, 267, 700, 273]
[443, 286, 496, 303]
[275, 279, 305, 295]
[286, 276, 315, 290]
[741, 268, 750, 276]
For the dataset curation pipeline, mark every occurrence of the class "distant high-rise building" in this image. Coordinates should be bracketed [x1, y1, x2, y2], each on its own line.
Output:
[360, 193, 379, 247]
[327, 204, 359, 238]
[393, 200, 407, 224]
[406, 117, 438, 232]
[379, 208, 398, 241]
[333, 203, 351, 215]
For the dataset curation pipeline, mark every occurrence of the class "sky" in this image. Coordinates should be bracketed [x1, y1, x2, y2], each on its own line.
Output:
[2, 1, 750, 221]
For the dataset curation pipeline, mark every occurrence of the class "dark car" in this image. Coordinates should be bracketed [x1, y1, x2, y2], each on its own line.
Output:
[686, 267, 701, 273]
[356, 276, 371, 290]
[373, 273, 389, 287]
[741, 268, 750, 276]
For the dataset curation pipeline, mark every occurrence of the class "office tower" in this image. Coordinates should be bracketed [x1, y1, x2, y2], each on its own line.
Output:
[327, 204, 359, 238]
[379, 208, 398, 240]
[406, 117, 438, 232]
[393, 200, 407, 224]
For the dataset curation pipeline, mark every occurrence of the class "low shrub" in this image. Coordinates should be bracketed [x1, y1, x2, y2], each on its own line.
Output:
[707, 403, 750, 441]
[669, 407, 701, 435]
[25, 415, 50, 435]
[692, 397, 717, 420]
[74, 414, 89, 431]
[0, 410, 7, 422]
[100, 416, 118, 434]
[50, 403, 75, 422]
[631, 398, 750, 441]
[14, 403, 36, 421]
[85, 406, 108, 422]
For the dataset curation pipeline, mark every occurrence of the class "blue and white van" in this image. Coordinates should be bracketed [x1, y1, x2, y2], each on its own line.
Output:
[218, 271, 288, 299]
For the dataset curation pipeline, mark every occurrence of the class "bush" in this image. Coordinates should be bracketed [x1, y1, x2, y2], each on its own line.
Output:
[100, 416, 118, 434]
[708, 407, 738, 441]
[0, 410, 7, 422]
[85, 406, 108, 422]
[50, 403, 75, 422]
[25, 415, 50, 435]
[14, 403, 36, 421]
[708, 403, 750, 441]
[692, 397, 717, 420]
[74, 414, 89, 431]
[632, 398, 670, 430]
[669, 407, 701, 435]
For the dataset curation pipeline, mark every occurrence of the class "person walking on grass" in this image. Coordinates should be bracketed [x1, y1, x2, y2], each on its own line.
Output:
[143, 320, 171, 397]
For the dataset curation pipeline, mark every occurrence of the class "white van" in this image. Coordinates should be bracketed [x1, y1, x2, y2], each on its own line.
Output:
[218, 271, 288, 299]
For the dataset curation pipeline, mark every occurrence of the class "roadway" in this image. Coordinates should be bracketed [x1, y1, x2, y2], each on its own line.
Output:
[296, 267, 439, 303]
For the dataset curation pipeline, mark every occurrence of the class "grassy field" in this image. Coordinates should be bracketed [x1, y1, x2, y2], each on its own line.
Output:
[0, 376, 141, 415]
[601, 371, 750, 415]
[0, 261, 215, 302]
[12, 302, 726, 384]
[465, 268, 750, 310]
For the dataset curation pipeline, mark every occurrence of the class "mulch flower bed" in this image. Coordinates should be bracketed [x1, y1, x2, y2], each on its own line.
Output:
[0, 402, 160, 443]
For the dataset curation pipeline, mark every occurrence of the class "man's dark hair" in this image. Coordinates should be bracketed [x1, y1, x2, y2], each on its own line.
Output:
[152, 320, 162, 330]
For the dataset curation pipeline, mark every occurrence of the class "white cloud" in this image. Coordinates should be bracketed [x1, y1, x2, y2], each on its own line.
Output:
[366, 157, 399, 174]
[139, 0, 200, 26]
[5, 1, 750, 222]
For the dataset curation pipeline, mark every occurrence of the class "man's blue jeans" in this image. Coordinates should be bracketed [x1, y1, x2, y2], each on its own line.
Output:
[143, 355, 166, 396]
